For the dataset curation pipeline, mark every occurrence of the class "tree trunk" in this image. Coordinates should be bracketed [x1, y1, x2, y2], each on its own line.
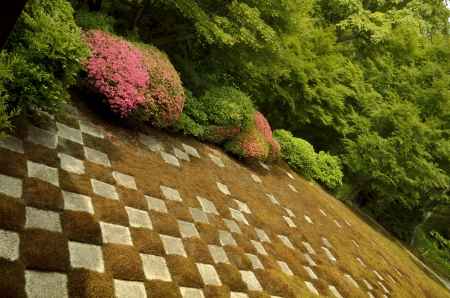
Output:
[0, 1, 28, 49]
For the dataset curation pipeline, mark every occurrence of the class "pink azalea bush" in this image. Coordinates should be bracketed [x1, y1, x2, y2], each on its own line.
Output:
[84, 30, 149, 117]
[136, 43, 185, 127]
[254, 111, 281, 160]
[225, 126, 270, 160]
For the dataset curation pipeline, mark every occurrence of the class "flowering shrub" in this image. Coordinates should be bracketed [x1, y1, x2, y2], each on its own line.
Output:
[84, 30, 149, 117]
[225, 127, 270, 160]
[253, 111, 280, 160]
[135, 43, 185, 127]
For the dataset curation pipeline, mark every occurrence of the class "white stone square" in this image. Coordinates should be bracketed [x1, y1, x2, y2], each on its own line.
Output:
[223, 219, 242, 234]
[245, 253, 264, 270]
[139, 134, 163, 152]
[189, 208, 209, 224]
[160, 234, 187, 257]
[284, 208, 295, 218]
[113, 171, 137, 190]
[178, 220, 200, 238]
[304, 215, 313, 224]
[160, 185, 182, 202]
[286, 172, 294, 180]
[25, 207, 62, 232]
[161, 151, 180, 167]
[288, 184, 298, 193]
[84, 147, 111, 167]
[234, 199, 251, 214]
[25, 270, 68, 298]
[182, 144, 200, 158]
[79, 121, 104, 139]
[146, 196, 168, 213]
[322, 237, 333, 248]
[278, 261, 294, 276]
[58, 153, 85, 175]
[259, 161, 270, 170]
[362, 278, 373, 290]
[328, 285, 344, 298]
[126, 207, 152, 229]
[0, 173, 22, 199]
[196, 263, 222, 286]
[255, 228, 270, 243]
[305, 281, 319, 296]
[344, 273, 359, 288]
[114, 279, 147, 298]
[63, 191, 94, 214]
[229, 208, 249, 225]
[230, 293, 249, 298]
[251, 174, 262, 183]
[303, 266, 317, 279]
[180, 287, 205, 298]
[322, 247, 337, 262]
[283, 216, 296, 228]
[208, 245, 230, 264]
[0, 229, 19, 261]
[0, 135, 24, 153]
[91, 179, 119, 200]
[302, 241, 316, 255]
[174, 147, 190, 161]
[219, 230, 237, 246]
[56, 122, 83, 144]
[27, 125, 57, 149]
[69, 241, 104, 272]
[357, 257, 366, 267]
[334, 219, 342, 228]
[251, 240, 268, 256]
[197, 196, 219, 215]
[217, 182, 230, 195]
[100, 222, 132, 245]
[278, 235, 295, 250]
[265, 193, 280, 205]
[208, 154, 224, 168]
[140, 253, 172, 281]
[373, 270, 384, 281]
[304, 253, 317, 267]
[319, 209, 327, 216]
[27, 161, 59, 187]
[240, 270, 263, 291]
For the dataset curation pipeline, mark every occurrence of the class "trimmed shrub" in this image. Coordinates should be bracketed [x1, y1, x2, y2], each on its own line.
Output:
[84, 30, 149, 117]
[133, 43, 185, 127]
[225, 126, 270, 160]
[0, 53, 15, 135]
[75, 9, 116, 33]
[3, 0, 89, 115]
[274, 129, 343, 189]
[254, 111, 280, 160]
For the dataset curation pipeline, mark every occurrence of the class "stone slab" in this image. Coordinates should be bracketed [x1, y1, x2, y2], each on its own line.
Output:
[25, 207, 62, 232]
[58, 153, 85, 175]
[0, 229, 19, 261]
[197, 263, 222, 286]
[217, 182, 230, 196]
[79, 121, 104, 139]
[305, 281, 319, 296]
[288, 184, 298, 193]
[197, 196, 219, 215]
[219, 230, 237, 246]
[283, 216, 297, 228]
[91, 179, 119, 200]
[255, 228, 270, 243]
[0, 173, 22, 199]
[161, 151, 180, 167]
[278, 235, 295, 250]
[27, 125, 57, 149]
[140, 253, 172, 281]
[304, 215, 313, 224]
[266, 193, 280, 205]
[208, 245, 230, 264]
[234, 199, 251, 214]
[240, 270, 262, 291]
[160, 234, 187, 257]
[0, 135, 24, 153]
[303, 266, 318, 279]
[229, 208, 249, 225]
[126, 207, 153, 229]
[302, 241, 316, 255]
[278, 261, 294, 276]
[56, 122, 83, 144]
[223, 219, 242, 234]
[84, 147, 111, 167]
[246, 253, 264, 270]
[114, 279, 147, 298]
[251, 174, 262, 183]
[328, 285, 344, 298]
[322, 247, 337, 262]
[208, 154, 225, 168]
[160, 185, 182, 202]
[180, 287, 205, 298]
[174, 147, 190, 161]
[63, 191, 94, 214]
[190, 208, 209, 224]
[146, 196, 168, 213]
[178, 220, 200, 238]
[27, 161, 59, 187]
[69, 241, 104, 272]
[182, 143, 200, 158]
[251, 240, 268, 256]
[113, 171, 137, 190]
[100, 222, 132, 245]
[139, 134, 163, 152]
[25, 270, 68, 298]
[344, 273, 359, 288]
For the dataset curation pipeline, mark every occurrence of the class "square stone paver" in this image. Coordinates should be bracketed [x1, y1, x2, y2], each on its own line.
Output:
[266, 193, 280, 205]
[160, 185, 182, 202]
[304, 253, 317, 267]
[196, 263, 222, 286]
[255, 228, 270, 243]
[240, 271, 262, 291]
[259, 161, 270, 171]
[278, 261, 294, 276]
[0, 135, 24, 153]
[63, 191, 94, 214]
[208, 245, 230, 264]
[302, 241, 316, 255]
[84, 147, 111, 167]
[251, 240, 268, 256]
[91, 179, 119, 200]
[197, 196, 219, 215]
[69, 241, 104, 272]
[334, 219, 342, 228]
[139, 134, 163, 152]
[223, 219, 242, 234]
[100, 222, 132, 245]
[140, 253, 172, 281]
[208, 154, 225, 168]
[229, 208, 249, 225]
[304, 215, 313, 224]
[174, 147, 190, 161]
[180, 287, 205, 298]
[284, 208, 295, 218]
[305, 281, 319, 296]
[182, 143, 200, 158]
[378, 281, 390, 294]
[234, 199, 251, 214]
[113, 171, 137, 190]
[230, 293, 249, 298]
[79, 120, 104, 139]
[160, 234, 187, 257]
[373, 270, 384, 281]
[328, 285, 344, 298]
[367, 292, 376, 298]
[58, 153, 85, 175]
[0, 173, 22, 199]
[217, 182, 230, 195]
[344, 273, 359, 288]
[246, 253, 264, 270]
[190, 208, 209, 224]
[178, 220, 200, 238]
[322, 237, 333, 248]
[283, 216, 296, 228]
[356, 257, 366, 267]
[322, 247, 337, 262]
[25, 207, 62, 232]
[27, 125, 57, 149]
[251, 174, 262, 183]
[288, 184, 298, 192]
[25, 270, 68, 298]
[319, 209, 327, 216]
[0, 229, 19, 261]
[27, 161, 59, 187]
[278, 235, 295, 250]
[161, 151, 180, 167]
[126, 207, 152, 229]
[286, 172, 294, 180]
[146, 196, 168, 213]
[219, 230, 237, 246]
[303, 266, 318, 279]
[114, 279, 147, 298]
[352, 239, 360, 248]
[56, 122, 83, 144]
[362, 278, 373, 290]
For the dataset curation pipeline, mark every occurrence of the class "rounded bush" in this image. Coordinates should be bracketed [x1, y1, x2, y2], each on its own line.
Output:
[315, 151, 344, 189]
[225, 127, 270, 160]
[135, 43, 185, 127]
[84, 30, 149, 117]
[254, 111, 280, 160]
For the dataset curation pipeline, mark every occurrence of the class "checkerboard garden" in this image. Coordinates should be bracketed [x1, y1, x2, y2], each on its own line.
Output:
[0, 102, 447, 298]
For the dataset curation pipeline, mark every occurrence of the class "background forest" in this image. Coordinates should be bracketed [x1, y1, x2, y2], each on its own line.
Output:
[1, 0, 449, 280]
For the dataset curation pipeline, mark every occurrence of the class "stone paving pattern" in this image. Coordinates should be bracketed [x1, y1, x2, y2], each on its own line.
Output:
[0, 104, 442, 298]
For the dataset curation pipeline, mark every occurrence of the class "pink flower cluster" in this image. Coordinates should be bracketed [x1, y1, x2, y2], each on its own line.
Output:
[237, 127, 270, 160]
[254, 112, 280, 160]
[84, 30, 149, 117]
